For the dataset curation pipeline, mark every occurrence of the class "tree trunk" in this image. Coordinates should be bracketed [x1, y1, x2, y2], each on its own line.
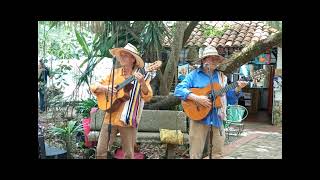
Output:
[160, 21, 188, 95]
[66, 136, 72, 159]
[218, 31, 282, 75]
[182, 21, 199, 46]
[144, 95, 180, 110]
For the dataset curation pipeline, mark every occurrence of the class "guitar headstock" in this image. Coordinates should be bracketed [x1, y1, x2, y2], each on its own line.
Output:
[252, 69, 267, 82]
[146, 60, 162, 72]
[240, 69, 268, 82]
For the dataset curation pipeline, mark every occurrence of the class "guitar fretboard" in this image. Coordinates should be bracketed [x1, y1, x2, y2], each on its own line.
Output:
[214, 82, 238, 96]
[116, 68, 149, 91]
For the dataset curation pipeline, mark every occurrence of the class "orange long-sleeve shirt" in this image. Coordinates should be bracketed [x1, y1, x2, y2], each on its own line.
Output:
[90, 67, 153, 127]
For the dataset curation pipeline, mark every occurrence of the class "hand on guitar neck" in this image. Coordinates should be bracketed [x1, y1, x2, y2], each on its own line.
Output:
[235, 81, 248, 92]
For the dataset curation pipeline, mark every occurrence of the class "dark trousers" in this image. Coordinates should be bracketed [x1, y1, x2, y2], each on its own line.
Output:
[39, 88, 45, 112]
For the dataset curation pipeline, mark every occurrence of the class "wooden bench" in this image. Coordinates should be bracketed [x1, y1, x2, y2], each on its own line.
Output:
[88, 110, 189, 159]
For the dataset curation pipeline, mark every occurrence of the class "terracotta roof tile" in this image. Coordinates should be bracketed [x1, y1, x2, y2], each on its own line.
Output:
[187, 42, 193, 46]
[213, 37, 220, 43]
[166, 21, 279, 48]
[260, 36, 268, 40]
[217, 43, 224, 47]
[234, 24, 242, 29]
[219, 38, 227, 44]
[210, 42, 217, 47]
[198, 37, 205, 43]
[245, 33, 253, 38]
[195, 41, 201, 46]
[225, 41, 233, 47]
[221, 34, 229, 40]
[228, 34, 236, 41]
[203, 42, 209, 46]
[233, 41, 241, 47]
[241, 41, 249, 46]
[231, 31, 238, 35]
[255, 29, 263, 33]
[244, 37, 251, 42]
[253, 32, 261, 37]
[238, 33, 245, 38]
[235, 36, 243, 41]
[240, 29, 247, 34]
[234, 26, 241, 32]
[224, 30, 232, 35]
[252, 37, 259, 42]
[248, 28, 255, 34]
[241, 26, 248, 31]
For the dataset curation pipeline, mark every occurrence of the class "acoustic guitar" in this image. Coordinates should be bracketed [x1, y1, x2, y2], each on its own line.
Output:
[181, 69, 267, 120]
[105, 60, 162, 113]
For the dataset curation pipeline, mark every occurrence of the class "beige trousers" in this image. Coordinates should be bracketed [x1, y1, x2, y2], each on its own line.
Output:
[96, 123, 136, 159]
[189, 120, 225, 159]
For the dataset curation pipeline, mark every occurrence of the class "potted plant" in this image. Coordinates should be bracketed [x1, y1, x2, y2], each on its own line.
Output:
[75, 98, 97, 119]
[49, 120, 83, 159]
[75, 98, 97, 148]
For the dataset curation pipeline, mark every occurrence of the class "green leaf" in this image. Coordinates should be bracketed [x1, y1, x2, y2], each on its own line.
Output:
[75, 29, 90, 57]
[67, 121, 77, 133]
[93, 33, 99, 45]
[48, 21, 59, 31]
[79, 58, 89, 68]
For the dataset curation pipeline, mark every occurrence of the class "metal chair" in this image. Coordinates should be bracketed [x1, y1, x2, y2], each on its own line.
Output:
[224, 105, 248, 140]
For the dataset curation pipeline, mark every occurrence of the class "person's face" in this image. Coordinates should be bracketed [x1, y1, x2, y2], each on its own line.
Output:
[202, 56, 222, 71]
[119, 51, 136, 76]
[38, 62, 43, 69]
[181, 68, 186, 75]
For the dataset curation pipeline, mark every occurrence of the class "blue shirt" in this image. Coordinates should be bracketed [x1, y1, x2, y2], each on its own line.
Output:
[174, 68, 241, 127]
[178, 74, 186, 82]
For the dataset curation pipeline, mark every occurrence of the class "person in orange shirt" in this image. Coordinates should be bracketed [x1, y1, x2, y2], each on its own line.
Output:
[90, 43, 153, 159]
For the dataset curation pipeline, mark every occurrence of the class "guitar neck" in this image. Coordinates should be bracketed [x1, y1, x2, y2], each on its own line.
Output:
[215, 82, 238, 96]
[116, 76, 135, 90]
[214, 70, 265, 96]
[115, 68, 148, 91]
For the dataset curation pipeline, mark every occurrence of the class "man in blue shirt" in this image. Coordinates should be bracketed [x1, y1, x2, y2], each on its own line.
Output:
[178, 67, 187, 82]
[174, 46, 247, 159]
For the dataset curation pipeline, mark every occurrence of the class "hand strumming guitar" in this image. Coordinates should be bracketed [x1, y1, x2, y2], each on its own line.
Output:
[188, 93, 212, 108]
[94, 84, 117, 94]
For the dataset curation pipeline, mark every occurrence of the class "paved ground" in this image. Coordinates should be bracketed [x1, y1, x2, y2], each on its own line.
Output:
[223, 122, 282, 159]
[39, 109, 282, 159]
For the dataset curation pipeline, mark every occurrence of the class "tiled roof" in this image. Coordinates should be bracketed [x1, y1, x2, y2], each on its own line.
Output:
[163, 21, 279, 49]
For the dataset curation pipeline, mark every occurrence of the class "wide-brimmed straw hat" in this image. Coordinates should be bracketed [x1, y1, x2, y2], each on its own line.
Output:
[198, 46, 225, 62]
[109, 43, 144, 68]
